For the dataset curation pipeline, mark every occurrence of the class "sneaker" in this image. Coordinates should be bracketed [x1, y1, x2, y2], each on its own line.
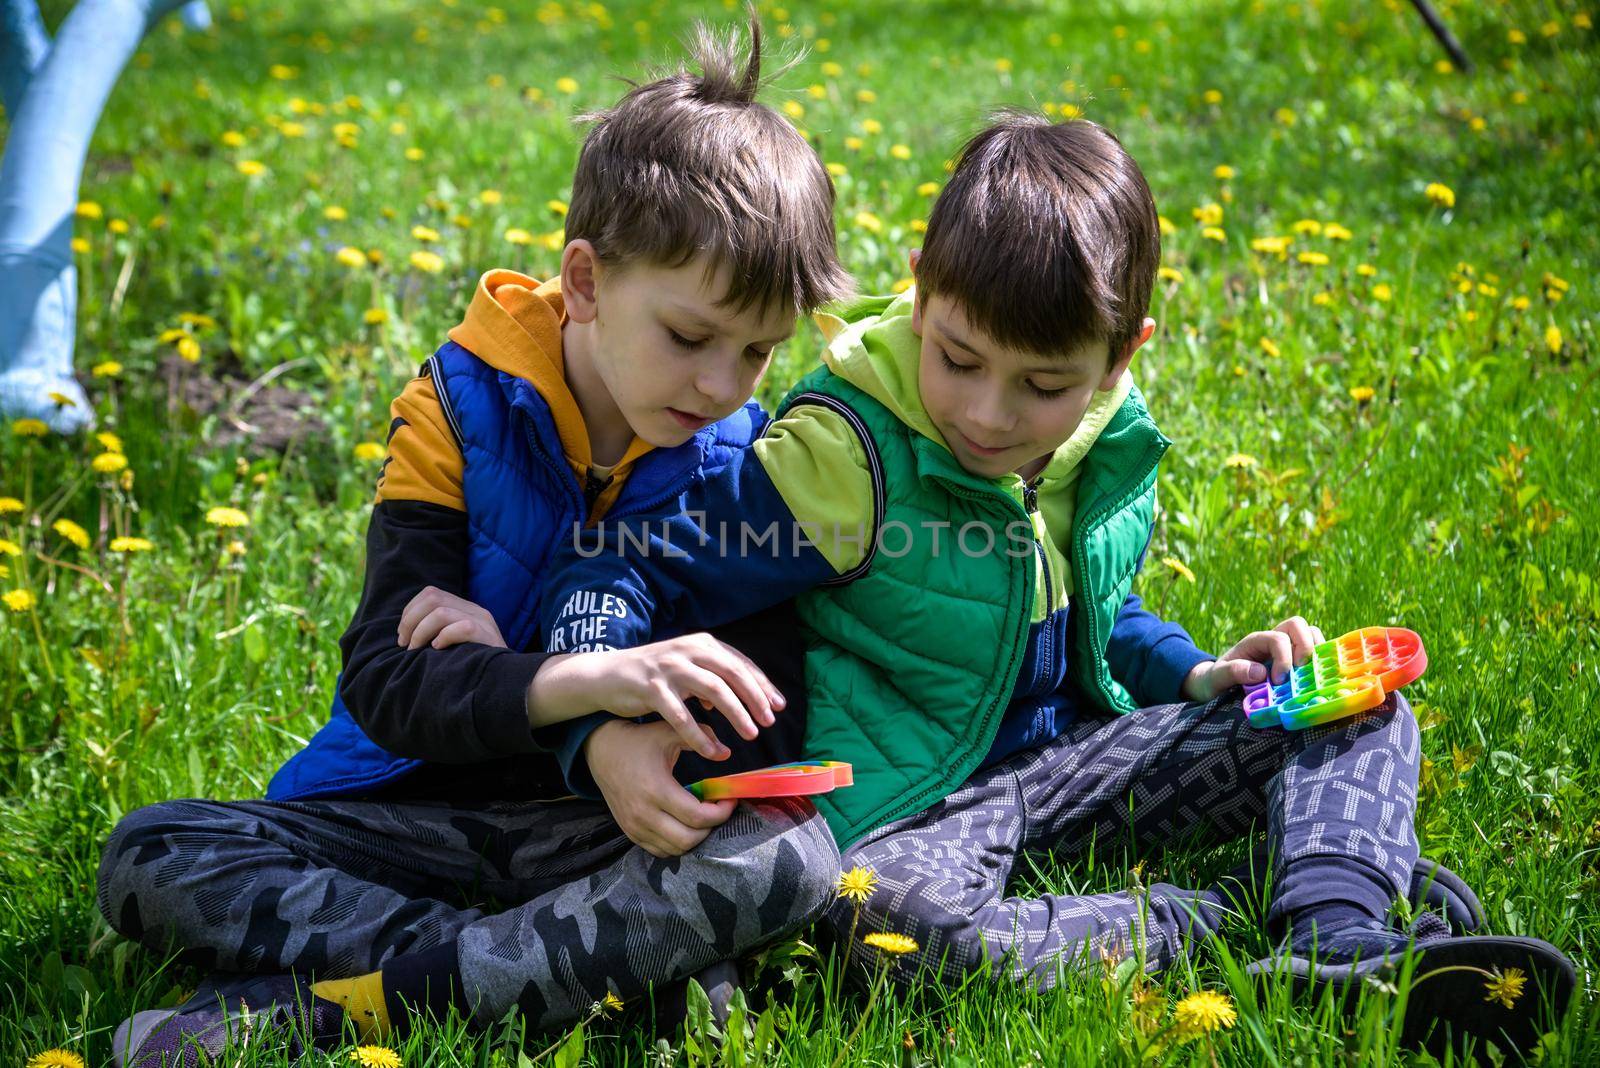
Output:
[1218, 843, 1486, 933]
[1247, 913, 1577, 1056]
[112, 973, 346, 1068]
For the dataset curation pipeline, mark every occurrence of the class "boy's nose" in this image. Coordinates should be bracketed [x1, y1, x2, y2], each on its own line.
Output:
[696, 359, 744, 408]
[965, 391, 1015, 434]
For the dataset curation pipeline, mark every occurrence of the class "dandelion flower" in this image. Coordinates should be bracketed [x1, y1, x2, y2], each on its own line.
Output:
[108, 218, 130, 235]
[890, 144, 912, 161]
[26, 1049, 84, 1068]
[1223, 453, 1258, 470]
[1173, 989, 1237, 1038]
[1356, 263, 1377, 277]
[0, 538, 21, 555]
[602, 991, 625, 1012]
[98, 431, 125, 454]
[3, 589, 37, 613]
[916, 181, 940, 197]
[411, 225, 440, 243]
[76, 202, 103, 220]
[1201, 226, 1226, 243]
[354, 442, 386, 461]
[324, 205, 349, 221]
[836, 866, 879, 903]
[110, 537, 154, 553]
[348, 1046, 402, 1068]
[854, 211, 883, 234]
[12, 419, 50, 438]
[0, 498, 23, 515]
[409, 250, 445, 274]
[336, 247, 368, 269]
[1274, 106, 1297, 125]
[268, 63, 297, 80]
[1192, 202, 1223, 226]
[1259, 337, 1280, 358]
[1324, 223, 1352, 241]
[92, 361, 123, 378]
[226, 539, 248, 557]
[1212, 164, 1235, 180]
[1349, 385, 1376, 402]
[1157, 266, 1183, 283]
[363, 308, 389, 325]
[504, 228, 533, 245]
[555, 76, 579, 94]
[1297, 251, 1330, 266]
[478, 189, 503, 205]
[1483, 966, 1527, 1009]
[404, 147, 425, 162]
[781, 100, 805, 119]
[236, 160, 267, 178]
[1202, 88, 1223, 104]
[1250, 235, 1292, 258]
[826, 162, 847, 177]
[860, 118, 883, 135]
[1372, 284, 1392, 302]
[1424, 182, 1455, 209]
[856, 89, 878, 104]
[53, 519, 90, 550]
[1162, 557, 1195, 583]
[862, 931, 919, 955]
[91, 452, 128, 474]
[177, 335, 201, 362]
[1545, 325, 1563, 355]
[205, 506, 250, 529]
[220, 130, 246, 148]
[72, 238, 90, 254]
[47, 391, 78, 408]
[1291, 219, 1322, 236]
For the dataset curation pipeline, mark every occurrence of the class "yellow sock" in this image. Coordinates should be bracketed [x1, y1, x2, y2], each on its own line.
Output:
[311, 971, 391, 1042]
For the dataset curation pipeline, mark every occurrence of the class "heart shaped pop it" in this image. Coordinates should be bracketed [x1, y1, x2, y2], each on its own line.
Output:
[1242, 626, 1426, 730]
[687, 760, 854, 801]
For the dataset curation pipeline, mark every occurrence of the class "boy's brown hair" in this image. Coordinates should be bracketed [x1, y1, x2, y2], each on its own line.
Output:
[565, 15, 852, 315]
[915, 113, 1160, 364]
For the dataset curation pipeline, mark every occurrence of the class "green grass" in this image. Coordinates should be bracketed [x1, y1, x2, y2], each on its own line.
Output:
[2, 0, 1597, 1062]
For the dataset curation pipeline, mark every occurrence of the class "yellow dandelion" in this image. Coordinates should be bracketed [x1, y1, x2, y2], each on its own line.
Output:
[1212, 164, 1235, 180]
[110, 537, 154, 553]
[1274, 106, 1297, 125]
[1349, 385, 1376, 402]
[1297, 251, 1330, 266]
[478, 189, 503, 205]
[409, 250, 445, 274]
[821, 60, 843, 77]
[546, 199, 569, 216]
[1249, 235, 1292, 257]
[52, 518, 90, 550]
[204, 506, 250, 529]
[890, 143, 912, 161]
[411, 225, 440, 243]
[280, 121, 306, 138]
[335, 246, 368, 269]
[226, 539, 247, 557]
[353, 441, 386, 461]
[3, 589, 37, 613]
[1424, 182, 1455, 209]
[92, 361, 123, 378]
[404, 147, 425, 162]
[836, 866, 879, 904]
[504, 227, 534, 246]
[1162, 557, 1196, 583]
[220, 130, 246, 148]
[1259, 337, 1280, 358]
[1372, 283, 1393, 302]
[363, 308, 389, 325]
[854, 211, 883, 234]
[915, 181, 941, 197]
[602, 991, 625, 1013]
[23, 1047, 85, 1068]
[860, 118, 883, 135]
[1292, 219, 1322, 236]
[91, 452, 128, 474]
[1324, 223, 1352, 240]
[1483, 966, 1527, 1010]
[0, 538, 21, 555]
[862, 931, 919, 955]
[856, 89, 878, 104]
[177, 335, 201, 362]
[178, 312, 217, 329]
[843, 135, 864, 152]
[100, 431, 127, 453]
[46, 391, 77, 408]
[1356, 263, 1378, 277]
[1537, 272, 1565, 292]
[1545, 325, 1563, 355]
[1157, 266, 1184, 283]
[75, 201, 103, 220]
[1508, 28, 1527, 44]
[348, 1046, 402, 1068]
[1312, 291, 1335, 307]
[1192, 202, 1223, 226]
[324, 205, 349, 221]
[108, 218, 130, 235]
[555, 76, 579, 94]
[910, 219, 927, 233]
[781, 99, 805, 119]
[806, 83, 826, 100]
[236, 160, 267, 178]
[12, 418, 50, 438]
[1223, 453, 1258, 470]
[540, 228, 565, 251]
[826, 162, 848, 177]
[0, 498, 23, 515]
[268, 63, 297, 80]
[1173, 989, 1237, 1038]
[1158, 215, 1177, 236]
[1201, 226, 1226, 243]
[71, 237, 90, 255]
[1511, 295, 1531, 311]
[1203, 88, 1223, 105]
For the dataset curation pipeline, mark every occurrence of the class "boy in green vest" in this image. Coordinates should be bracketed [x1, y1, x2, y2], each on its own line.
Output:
[517, 114, 1576, 1053]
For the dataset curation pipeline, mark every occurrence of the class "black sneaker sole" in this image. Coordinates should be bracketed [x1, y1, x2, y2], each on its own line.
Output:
[1248, 934, 1577, 1056]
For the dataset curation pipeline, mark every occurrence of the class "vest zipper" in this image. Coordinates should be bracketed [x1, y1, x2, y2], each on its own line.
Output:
[1023, 477, 1052, 614]
[583, 467, 613, 513]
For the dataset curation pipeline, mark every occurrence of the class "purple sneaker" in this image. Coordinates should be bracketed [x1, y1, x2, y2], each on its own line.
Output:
[112, 973, 346, 1068]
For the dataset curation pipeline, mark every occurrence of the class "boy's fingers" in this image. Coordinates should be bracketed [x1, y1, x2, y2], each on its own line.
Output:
[706, 653, 774, 730]
[713, 644, 782, 721]
[431, 619, 481, 649]
[1278, 615, 1316, 663]
[406, 608, 453, 650]
[1228, 658, 1267, 685]
[660, 785, 735, 831]
[397, 586, 443, 645]
[1309, 625, 1326, 647]
[688, 669, 760, 741]
[1264, 630, 1293, 683]
[651, 685, 723, 760]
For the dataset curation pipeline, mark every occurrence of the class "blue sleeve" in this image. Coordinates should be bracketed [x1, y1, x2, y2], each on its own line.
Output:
[538, 445, 841, 797]
[1102, 526, 1213, 706]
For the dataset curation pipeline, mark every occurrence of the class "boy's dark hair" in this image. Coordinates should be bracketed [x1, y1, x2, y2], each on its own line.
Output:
[915, 113, 1160, 364]
[565, 13, 852, 315]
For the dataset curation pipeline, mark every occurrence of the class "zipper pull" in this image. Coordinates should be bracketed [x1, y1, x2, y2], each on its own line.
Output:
[1022, 479, 1040, 514]
[583, 468, 612, 510]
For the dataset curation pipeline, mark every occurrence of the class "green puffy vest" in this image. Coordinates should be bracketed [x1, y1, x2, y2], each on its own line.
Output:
[779, 368, 1169, 848]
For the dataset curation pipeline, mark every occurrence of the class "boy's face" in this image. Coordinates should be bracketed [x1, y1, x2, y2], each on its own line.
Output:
[912, 289, 1149, 480]
[575, 249, 797, 448]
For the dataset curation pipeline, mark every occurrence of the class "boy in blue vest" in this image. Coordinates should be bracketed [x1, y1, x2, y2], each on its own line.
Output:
[95, 19, 855, 1066]
[523, 113, 1577, 1054]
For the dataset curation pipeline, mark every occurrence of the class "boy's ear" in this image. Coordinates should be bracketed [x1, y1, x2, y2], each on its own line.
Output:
[1100, 317, 1155, 391]
[561, 239, 601, 324]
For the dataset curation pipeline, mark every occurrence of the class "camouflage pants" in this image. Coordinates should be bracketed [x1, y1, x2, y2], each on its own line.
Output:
[826, 691, 1421, 987]
[96, 794, 839, 1028]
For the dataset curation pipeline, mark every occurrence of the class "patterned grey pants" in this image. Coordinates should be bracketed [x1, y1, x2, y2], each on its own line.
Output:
[826, 690, 1420, 987]
[96, 794, 839, 1028]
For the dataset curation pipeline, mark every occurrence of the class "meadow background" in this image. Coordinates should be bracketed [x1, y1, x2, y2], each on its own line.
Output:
[2, 0, 1597, 1063]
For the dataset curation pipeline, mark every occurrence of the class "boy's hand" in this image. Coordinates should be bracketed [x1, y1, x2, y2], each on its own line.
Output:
[1181, 615, 1327, 701]
[586, 719, 736, 858]
[532, 634, 783, 760]
[398, 586, 508, 650]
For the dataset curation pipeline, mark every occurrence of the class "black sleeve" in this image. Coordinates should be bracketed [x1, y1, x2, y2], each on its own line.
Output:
[336, 498, 553, 763]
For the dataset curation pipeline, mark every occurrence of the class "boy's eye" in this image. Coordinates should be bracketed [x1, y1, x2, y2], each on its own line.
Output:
[938, 349, 975, 374]
[668, 328, 708, 350]
[1025, 380, 1069, 399]
[745, 346, 774, 362]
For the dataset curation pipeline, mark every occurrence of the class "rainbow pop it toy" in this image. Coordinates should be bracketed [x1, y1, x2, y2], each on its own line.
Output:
[688, 760, 854, 801]
[1243, 626, 1427, 730]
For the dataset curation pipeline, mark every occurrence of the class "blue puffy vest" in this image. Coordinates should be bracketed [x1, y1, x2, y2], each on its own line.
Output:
[265, 340, 768, 801]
